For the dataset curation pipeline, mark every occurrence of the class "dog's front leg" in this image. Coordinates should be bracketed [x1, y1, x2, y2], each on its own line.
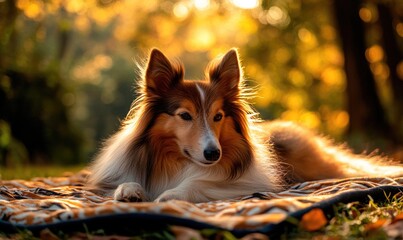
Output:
[154, 188, 187, 202]
[154, 183, 211, 203]
[114, 182, 146, 202]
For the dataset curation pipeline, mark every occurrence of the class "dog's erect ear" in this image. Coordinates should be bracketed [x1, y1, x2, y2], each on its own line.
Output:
[145, 49, 184, 96]
[207, 49, 241, 92]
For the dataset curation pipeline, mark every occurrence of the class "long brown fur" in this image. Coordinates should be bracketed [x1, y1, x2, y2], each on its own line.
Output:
[88, 48, 403, 203]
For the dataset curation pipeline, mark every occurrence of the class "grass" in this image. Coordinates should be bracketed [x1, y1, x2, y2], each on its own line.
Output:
[284, 193, 403, 239]
[0, 165, 85, 180]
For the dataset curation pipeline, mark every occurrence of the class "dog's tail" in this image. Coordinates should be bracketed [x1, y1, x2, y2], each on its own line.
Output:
[262, 121, 403, 184]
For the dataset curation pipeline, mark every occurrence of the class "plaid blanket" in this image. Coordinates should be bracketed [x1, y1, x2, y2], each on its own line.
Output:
[1, 170, 403, 238]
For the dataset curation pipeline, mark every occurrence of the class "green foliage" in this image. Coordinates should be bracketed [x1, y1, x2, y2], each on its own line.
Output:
[0, 70, 85, 165]
[0, 120, 29, 166]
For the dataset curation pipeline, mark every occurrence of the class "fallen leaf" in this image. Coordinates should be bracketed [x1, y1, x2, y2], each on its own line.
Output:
[364, 218, 388, 232]
[392, 212, 403, 224]
[300, 208, 328, 231]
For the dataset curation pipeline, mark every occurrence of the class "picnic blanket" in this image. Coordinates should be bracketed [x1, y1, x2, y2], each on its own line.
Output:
[1, 170, 403, 238]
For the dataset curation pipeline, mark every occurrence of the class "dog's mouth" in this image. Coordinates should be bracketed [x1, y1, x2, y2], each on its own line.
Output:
[184, 149, 191, 158]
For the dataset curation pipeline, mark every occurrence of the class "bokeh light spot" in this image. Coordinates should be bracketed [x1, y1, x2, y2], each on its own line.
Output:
[173, 2, 190, 20]
[230, 0, 259, 9]
[185, 28, 216, 51]
[298, 28, 318, 48]
[396, 23, 403, 38]
[397, 61, 403, 80]
[321, 67, 345, 87]
[194, 0, 210, 10]
[359, 7, 372, 23]
[365, 45, 384, 63]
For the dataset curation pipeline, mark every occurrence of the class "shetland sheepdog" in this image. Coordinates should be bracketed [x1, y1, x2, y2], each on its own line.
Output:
[88, 48, 403, 203]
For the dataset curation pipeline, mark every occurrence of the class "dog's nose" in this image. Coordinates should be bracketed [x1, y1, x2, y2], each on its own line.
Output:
[203, 148, 221, 161]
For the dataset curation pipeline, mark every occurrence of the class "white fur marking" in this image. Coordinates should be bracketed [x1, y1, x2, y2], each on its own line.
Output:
[196, 84, 205, 104]
[195, 84, 221, 162]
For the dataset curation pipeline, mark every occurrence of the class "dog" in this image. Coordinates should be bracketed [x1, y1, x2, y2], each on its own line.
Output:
[88, 48, 403, 203]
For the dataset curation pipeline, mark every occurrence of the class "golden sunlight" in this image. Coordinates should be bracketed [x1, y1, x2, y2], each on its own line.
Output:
[75, 16, 90, 33]
[65, 0, 86, 14]
[298, 28, 318, 48]
[359, 7, 372, 23]
[173, 2, 190, 20]
[17, 0, 44, 20]
[193, 0, 210, 10]
[230, 0, 259, 9]
[365, 45, 384, 63]
[288, 69, 310, 87]
[370, 62, 390, 82]
[3, 0, 402, 175]
[185, 28, 216, 51]
[396, 23, 403, 37]
[397, 61, 403, 79]
[266, 6, 290, 27]
[321, 67, 345, 87]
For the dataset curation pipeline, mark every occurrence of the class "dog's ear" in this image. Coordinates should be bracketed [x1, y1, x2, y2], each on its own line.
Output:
[145, 49, 184, 96]
[207, 49, 241, 92]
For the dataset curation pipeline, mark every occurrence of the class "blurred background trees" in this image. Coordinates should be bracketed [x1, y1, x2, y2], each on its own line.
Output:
[0, 0, 402, 167]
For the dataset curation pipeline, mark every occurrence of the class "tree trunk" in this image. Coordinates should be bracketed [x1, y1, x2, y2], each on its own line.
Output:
[377, 3, 403, 132]
[333, 0, 393, 143]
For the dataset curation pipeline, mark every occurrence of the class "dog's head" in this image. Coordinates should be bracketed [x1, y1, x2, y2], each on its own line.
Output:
[140, 49, 250, 167]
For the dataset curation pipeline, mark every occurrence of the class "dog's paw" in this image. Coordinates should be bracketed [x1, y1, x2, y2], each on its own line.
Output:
[155, 190, 183, 202]
[114, 182, 146, 202]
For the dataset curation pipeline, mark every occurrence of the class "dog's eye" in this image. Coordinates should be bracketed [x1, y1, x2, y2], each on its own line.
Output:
[179, 112, 192, 121]
[213, 113, 223, 122]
